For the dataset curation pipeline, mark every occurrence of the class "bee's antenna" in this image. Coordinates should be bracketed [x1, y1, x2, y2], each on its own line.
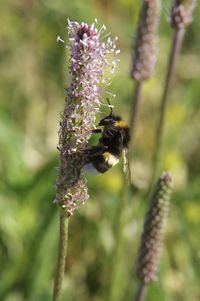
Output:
[106, 98, 113, 116]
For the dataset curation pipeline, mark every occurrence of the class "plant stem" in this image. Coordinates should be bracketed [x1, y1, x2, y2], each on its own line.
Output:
[130, 81, 143, 148]
[109, 179, 129, 301]
[135, 283, 147, 301]
[52, 208, 69, 301]
[151, 28, 185, 183]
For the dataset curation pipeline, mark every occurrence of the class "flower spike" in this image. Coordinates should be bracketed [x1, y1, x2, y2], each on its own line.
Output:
[55, 20, 120, 216]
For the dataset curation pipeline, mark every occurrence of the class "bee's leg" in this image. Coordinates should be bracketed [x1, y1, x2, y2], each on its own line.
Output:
[83, 145, 108, 158]
[92, 129, 102, 134]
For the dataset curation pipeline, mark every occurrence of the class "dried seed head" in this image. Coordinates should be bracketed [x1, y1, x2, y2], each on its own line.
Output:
[136, 172, 173, 284]
[131, 0, 161, 81]
[170, 0, 196, 30]
[55, 20, 119, 216]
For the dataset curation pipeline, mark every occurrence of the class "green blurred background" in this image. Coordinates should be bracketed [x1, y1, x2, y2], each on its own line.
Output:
[0, 0, 200, 300]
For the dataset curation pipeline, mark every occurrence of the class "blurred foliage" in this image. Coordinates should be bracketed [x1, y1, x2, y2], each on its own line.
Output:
[0, 0, 200, 301]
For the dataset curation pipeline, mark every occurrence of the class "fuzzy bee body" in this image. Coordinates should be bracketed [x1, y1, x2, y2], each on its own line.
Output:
[84, 112, 130, 175]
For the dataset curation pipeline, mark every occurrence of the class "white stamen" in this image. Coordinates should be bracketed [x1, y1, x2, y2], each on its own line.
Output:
[80, 39, 88, 46]
[98, 110, 106, 114]
[57, 36, 65, 43]
[99, 102, 114, 108]
[100, 32, 111, 41]
[98, 24, 107, 35]
[105, 91, 116, 98]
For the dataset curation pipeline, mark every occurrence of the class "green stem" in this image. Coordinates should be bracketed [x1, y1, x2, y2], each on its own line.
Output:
[152, 28, 185, 184]
[135, 283, 147, 301]
[52, 208, 69, 301]
[109, 181, 128, 301]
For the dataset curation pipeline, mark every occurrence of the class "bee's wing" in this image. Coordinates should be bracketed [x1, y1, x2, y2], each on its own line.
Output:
[122, 148, 131, 182]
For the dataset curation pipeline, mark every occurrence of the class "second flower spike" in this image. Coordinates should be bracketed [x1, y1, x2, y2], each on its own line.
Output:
[131, 0, 161, 81]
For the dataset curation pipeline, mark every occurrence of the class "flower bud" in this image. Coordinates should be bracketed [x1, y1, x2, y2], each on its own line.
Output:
[170, 0, 196, 30]
[136, 172, 173, 284]
[131, 0, 161, 81]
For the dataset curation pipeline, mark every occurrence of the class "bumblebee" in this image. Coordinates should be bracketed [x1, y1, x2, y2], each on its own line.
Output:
[84, 100, 130, 175]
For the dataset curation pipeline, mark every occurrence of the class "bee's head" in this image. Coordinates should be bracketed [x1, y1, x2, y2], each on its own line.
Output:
[99, 115, 122, 126]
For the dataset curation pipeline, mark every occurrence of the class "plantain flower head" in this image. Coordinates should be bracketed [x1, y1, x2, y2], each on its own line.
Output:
[136, 172, 173, 284]
[131, 0, 161, 81]
[55, 20, 119, 216]
[170, 0, 196, 30]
